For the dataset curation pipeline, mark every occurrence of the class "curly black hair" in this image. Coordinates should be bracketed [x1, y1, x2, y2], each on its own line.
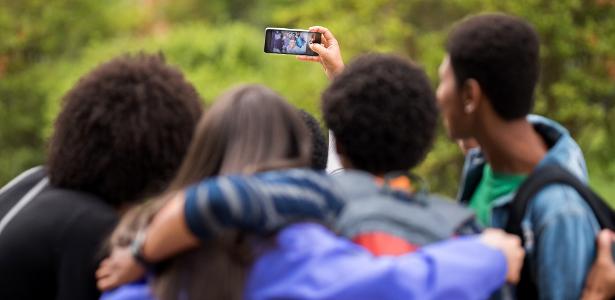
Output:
[446, 13, 540, 120]
[322, 54, 438, 174]
[47, 53, 203, 206]
[298, 110, 328, 170]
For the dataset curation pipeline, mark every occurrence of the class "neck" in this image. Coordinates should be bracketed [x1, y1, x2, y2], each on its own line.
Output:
[475, 117, 547, 174]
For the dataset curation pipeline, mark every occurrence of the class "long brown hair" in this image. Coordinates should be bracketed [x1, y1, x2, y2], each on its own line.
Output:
[170, 84, 311, 190]
[110, 84, 312, 300]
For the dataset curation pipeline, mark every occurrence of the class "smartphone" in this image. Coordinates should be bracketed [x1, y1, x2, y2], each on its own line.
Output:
[264, 27, 322, 56]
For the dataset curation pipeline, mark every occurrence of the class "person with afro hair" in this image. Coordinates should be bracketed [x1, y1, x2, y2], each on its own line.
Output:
[321, 54, 437, 175]
[0, 53, 202, 300]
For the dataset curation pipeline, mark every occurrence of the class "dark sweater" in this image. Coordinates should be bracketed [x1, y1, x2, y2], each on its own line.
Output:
[0, 167, 118, 300]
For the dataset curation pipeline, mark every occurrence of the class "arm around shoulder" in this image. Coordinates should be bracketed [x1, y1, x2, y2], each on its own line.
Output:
[246, 224, 508, 300]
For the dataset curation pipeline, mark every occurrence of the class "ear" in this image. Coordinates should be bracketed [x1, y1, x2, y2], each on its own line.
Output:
[461, 79, 482, 114]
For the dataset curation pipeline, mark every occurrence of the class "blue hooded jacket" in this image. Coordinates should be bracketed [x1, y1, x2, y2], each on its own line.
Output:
[457, 115, 600, 300]
[247, 223, 506, 300]
[101, 223, 507, 300]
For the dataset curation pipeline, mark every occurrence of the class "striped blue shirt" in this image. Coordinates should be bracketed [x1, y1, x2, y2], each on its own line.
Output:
[184, 169, 344, 240]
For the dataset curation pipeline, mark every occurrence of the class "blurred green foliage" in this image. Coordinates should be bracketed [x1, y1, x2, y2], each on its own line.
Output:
[1, 0, 614, 203]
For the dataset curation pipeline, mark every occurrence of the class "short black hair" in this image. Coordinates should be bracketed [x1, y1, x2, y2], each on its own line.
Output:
[446, 13, 540, 120]
[298, 110, 328, 170]
[322, 54, 438, 174]
[48, 53, 203, 206]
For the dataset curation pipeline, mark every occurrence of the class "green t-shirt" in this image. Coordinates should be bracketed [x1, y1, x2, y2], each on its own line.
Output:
[469, 164, 527, 226]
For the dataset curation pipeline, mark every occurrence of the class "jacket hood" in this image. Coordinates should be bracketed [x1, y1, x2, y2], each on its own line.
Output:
[458, 115, 589, 203]
[528, 115, 588, 183]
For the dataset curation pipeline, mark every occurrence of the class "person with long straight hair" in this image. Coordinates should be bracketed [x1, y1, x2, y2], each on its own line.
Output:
[101, 84, 312, 300]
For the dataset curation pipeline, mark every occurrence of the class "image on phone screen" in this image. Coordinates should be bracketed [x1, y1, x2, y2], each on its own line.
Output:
[264, 28, 322, 56]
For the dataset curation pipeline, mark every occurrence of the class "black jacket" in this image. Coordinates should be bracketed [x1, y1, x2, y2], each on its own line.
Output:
[0, 167, 118, 300]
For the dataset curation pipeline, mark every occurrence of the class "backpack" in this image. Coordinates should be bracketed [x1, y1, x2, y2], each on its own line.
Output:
[504, 164, 615, 299]
[333, 170, 479, 256]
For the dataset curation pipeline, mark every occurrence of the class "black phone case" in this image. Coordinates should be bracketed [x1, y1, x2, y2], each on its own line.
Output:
[264, 29, 321, 56]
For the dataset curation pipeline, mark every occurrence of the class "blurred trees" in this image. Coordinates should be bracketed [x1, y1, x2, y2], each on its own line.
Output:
[1, 0, 614, 200]
[0, 0, 141, 187]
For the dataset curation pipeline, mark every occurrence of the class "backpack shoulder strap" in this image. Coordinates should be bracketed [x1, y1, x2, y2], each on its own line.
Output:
[504, 164, 612, 300]
[505, 164, 614, 243]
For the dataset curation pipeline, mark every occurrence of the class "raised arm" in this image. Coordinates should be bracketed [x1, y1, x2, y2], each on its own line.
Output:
[297, 26, 345, 80]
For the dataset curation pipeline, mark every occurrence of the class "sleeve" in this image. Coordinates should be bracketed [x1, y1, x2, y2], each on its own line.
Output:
[100, 281, 153, 300]
[183, 170, 343, 240]
[246, 223, 507, 300]
[530, 187, 600, 300]
[55, 209, 118, 300]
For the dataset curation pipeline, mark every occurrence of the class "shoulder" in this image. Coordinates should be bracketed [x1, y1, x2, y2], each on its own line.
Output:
[32, 187, 118, 242]
[527, 184, 599, 232]
[2, 186, 117, 235]
[43, 187, 117, 219]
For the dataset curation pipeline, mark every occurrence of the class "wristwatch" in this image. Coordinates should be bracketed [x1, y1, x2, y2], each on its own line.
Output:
[130, 228, 152, 269]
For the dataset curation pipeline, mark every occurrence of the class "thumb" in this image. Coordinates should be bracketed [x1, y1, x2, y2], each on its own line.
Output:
[309, 43, 327, 55]
[596, 229, 614, 264]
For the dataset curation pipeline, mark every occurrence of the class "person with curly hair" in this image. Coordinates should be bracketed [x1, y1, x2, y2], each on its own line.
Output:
[0, 53, 202, 300]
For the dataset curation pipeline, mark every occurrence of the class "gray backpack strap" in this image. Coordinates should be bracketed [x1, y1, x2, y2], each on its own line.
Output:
[0, 167, 48, 236]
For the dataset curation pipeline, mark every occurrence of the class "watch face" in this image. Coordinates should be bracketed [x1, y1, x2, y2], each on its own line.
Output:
[130, 229, 149, 266]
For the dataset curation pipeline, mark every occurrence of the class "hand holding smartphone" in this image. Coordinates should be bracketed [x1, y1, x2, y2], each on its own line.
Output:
[264, 28, 322, 56]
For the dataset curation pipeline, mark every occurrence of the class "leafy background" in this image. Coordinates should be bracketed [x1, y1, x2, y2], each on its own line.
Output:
[1, 0, 614, 203]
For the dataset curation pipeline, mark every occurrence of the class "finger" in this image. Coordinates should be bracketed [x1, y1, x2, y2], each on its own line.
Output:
[308, 26, 336, 41]
[596, 229, 614, 264]
[98, 278, 120, 291]
[296, 55, 320, 62]
[97, 276, 118, 291]
[97, 279, 107, 291]
[482, 228, 500, 234]
[581, 278, 603, 300]
[99, 258, 111, 268]
[584, 270, 597, 291]
[510, 234, 522, 247]
[96, 260, 112, 273]
[309, 26, 338, 46]
[319, 34, 329, 48]
[95, 266, 110, 279]
[309, 43, 327, 56]
[581, 289, 602, 300]
[491, 228, 508, 236]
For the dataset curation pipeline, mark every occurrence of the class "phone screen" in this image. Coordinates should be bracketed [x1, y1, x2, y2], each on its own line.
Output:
[264, 28, 322, 56]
